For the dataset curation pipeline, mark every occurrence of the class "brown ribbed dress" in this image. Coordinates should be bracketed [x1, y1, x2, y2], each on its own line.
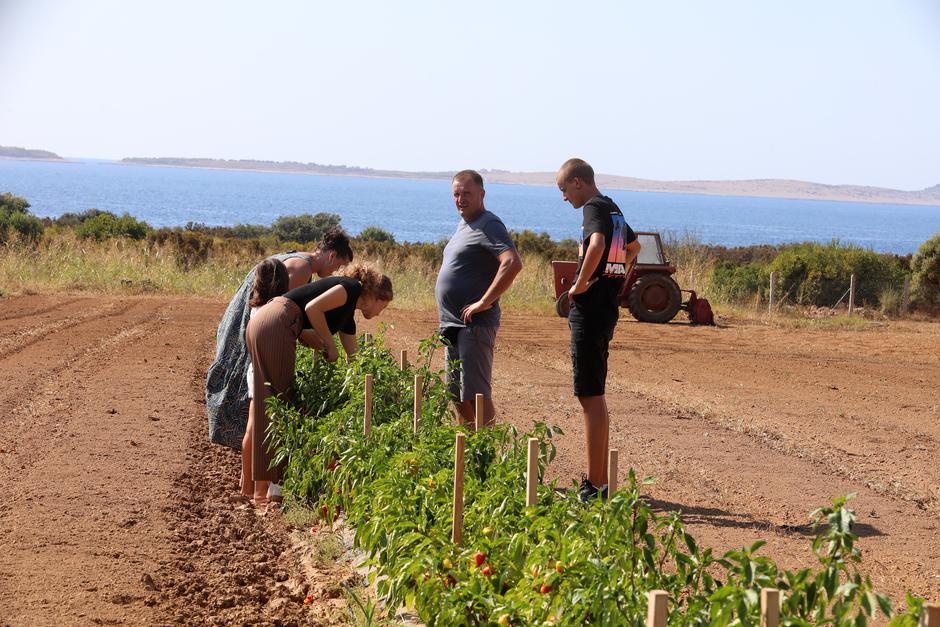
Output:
[245, 296, 302, 482]
[245, 277, 361, 482]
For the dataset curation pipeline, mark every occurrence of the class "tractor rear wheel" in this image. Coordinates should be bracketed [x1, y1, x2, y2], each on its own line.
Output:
[555, 293, 570, 318]
[628, 273, 681, 323]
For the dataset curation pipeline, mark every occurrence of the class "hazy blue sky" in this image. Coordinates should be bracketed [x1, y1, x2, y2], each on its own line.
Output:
[1, 0, 938, 189]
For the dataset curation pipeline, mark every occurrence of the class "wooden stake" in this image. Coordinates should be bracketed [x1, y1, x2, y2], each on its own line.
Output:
[761, 588, 780, 627]
[363, 332, 372, 344]
[526, 438, 539, 507]
[475, 393, 484, 431]
[769, 271, 776, 312]
[848, 273, 856, 316]
[363, 374, 373, 437]
[400, 349, 408, 370]
[451, 433, 465, 545]
[922, 604, 940, 627]
[608, 449, 619, 495]
[901, 276, 911, 317]
[413, 375, 423, 434]
[646, 590, 668, 627]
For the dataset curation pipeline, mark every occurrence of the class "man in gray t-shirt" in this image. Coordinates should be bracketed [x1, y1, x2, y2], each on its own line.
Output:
[435, 169, 522, 428]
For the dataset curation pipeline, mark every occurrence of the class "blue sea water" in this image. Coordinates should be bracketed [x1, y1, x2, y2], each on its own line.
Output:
[1, 158, 938, 254]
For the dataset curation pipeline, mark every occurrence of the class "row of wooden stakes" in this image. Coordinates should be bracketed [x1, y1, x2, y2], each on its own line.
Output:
[357, 348, 940, 625]
[646, 588, 939, 627]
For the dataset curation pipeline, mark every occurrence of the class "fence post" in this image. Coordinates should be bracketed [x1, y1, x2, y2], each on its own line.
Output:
[413, 375, 423, 434]
[475, 393, 484, 431]
[400, 349, 408, 371]
[761, 588, 780, 627]
[364, 374, 373, 437]
[608, 449, 619, 495]
[848, 274, 856, 316]
[922, 604, 940, 626]
[769, 272, 776, 312]
[363, 332, 372, 344]
[452, 433, 465, 545]
[901, 277, 911, 317]
[646, 590, 668, 627]
[526, 438, 539, 507]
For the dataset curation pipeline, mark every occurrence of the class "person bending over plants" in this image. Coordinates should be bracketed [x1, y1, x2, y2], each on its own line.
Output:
[238, 257, 290, 505]
[245, 262, 393, 505]
[206, 228, 354, 452]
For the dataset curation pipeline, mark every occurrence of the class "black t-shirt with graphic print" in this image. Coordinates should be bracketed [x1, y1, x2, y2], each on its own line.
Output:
[285, 276, 360, 335]
[573, 195, 636, 309]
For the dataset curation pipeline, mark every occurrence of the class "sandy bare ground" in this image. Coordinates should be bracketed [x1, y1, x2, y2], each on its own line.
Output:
[0, 294, 937, 625]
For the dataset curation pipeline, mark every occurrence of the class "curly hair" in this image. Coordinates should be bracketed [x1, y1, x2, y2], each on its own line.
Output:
[340, 262, 393, 302]
[317, 227, 354, 263]
[248, 257, 289, 307]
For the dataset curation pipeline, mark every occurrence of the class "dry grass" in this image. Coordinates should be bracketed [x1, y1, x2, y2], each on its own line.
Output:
[0, 231, 558, 315]
[1, 231, 920, 331]
[0, 231, 252, 297]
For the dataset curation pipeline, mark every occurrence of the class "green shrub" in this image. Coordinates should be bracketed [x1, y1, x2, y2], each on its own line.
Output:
[359, 226, 396, 243]
[0, 192, 31, 215]
[768, 242, 904, 307]
[146, 228, 214, 270]
[74, 211, 150, 241]
[511, 229, 578, 260]
[710, 262, 766, 303]
[230, 223, 270, 239]
[272, 212, 341, 244]
[54, 208, 112, 227]
[911, 234, 940, 310]
[0, 192, 44, 243]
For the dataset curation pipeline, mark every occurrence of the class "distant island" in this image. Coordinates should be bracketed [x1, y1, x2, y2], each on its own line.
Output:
[0, 145, 64, 161]
[122, 156, 940, 207]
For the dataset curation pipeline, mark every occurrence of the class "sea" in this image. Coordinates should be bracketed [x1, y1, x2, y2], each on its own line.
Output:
[1, 158, 938, 255]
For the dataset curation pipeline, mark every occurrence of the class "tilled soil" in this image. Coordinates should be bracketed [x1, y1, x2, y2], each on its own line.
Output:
[0, 294, 937, 625]
[0, 295, 344, 626]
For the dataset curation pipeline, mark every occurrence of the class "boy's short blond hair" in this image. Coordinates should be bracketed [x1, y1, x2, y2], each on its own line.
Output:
[557, 158, 595, 185]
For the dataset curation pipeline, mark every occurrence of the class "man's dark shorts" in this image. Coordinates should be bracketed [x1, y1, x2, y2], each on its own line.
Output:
[568, 286, 621, 397]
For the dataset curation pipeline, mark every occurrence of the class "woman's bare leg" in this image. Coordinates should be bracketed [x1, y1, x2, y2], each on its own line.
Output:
[240, 401, 255, 498]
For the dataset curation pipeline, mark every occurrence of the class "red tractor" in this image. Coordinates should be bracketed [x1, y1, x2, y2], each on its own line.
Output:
[552, 231, 714, 325]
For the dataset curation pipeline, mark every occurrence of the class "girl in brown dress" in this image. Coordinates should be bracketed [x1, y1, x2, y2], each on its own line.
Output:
[245, 263, 393, 505]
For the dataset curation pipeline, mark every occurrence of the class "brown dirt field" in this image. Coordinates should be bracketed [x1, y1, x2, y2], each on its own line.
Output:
[0, 295, 348, 626]
[0, 293, 937, 625]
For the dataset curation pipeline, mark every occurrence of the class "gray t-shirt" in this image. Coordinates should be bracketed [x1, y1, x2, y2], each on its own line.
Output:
[435, 209, 515, 328]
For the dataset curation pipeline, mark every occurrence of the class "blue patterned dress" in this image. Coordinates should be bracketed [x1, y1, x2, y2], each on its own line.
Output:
[206, 252, 312, 449]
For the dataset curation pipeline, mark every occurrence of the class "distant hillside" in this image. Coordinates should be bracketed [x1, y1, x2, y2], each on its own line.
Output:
[0, 145, 63, 160]
[122, 156, 940, 207]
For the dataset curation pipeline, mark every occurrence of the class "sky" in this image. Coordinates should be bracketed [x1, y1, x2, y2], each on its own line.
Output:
[0, 0, 938, 190]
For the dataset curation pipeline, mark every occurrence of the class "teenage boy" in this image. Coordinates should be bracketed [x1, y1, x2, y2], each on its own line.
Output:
[556, 158, 640, 501]
[435, 170, 522, 427]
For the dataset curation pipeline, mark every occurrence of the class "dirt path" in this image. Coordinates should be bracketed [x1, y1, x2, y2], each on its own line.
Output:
[0, 294, 937, 625]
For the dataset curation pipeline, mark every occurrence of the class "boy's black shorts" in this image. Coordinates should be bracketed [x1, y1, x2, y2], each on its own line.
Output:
[568, 299, 619, 397]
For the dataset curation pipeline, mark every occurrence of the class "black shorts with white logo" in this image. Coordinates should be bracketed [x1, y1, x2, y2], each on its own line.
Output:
[568, 281, 622, 397]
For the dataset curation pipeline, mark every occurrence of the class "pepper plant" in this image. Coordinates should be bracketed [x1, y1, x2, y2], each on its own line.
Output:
[266, 331, 926, 626]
